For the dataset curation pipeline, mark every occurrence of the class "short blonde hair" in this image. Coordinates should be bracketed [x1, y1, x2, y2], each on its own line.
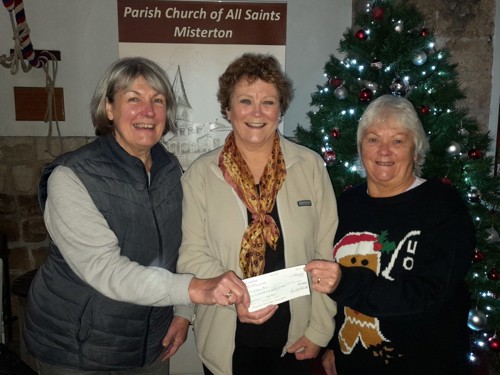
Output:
[90, 57, 177, 136]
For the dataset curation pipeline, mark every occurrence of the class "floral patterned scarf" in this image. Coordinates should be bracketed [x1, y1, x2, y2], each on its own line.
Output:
[219, 131, 286, 278]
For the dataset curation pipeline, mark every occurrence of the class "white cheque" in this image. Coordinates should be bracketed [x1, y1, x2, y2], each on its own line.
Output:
[243, 265, 311, 312]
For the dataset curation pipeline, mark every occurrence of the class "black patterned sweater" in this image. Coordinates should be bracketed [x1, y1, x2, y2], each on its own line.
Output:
[328, 179, 475, 375]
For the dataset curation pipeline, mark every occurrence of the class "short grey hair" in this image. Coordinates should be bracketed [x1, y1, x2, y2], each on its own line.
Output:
[90, 57, 177, 136]
[357, 94, 430, 176]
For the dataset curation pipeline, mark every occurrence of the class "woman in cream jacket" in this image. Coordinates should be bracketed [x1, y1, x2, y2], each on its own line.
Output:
[177, 53, 338, 375]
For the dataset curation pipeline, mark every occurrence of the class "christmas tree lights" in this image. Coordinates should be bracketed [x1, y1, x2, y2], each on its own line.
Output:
[294, 0, 500, 370]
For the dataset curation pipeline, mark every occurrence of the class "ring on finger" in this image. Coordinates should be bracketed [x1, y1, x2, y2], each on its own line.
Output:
[317, 278, 321, 284]
[225, 291, 233, 299]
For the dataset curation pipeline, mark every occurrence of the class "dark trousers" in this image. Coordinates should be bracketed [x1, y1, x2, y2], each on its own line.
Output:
[36, 356, 169, 375]
[203, 344, 312, 375]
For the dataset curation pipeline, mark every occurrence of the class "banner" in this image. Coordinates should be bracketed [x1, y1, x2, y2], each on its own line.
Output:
[118, 0, 287, 169]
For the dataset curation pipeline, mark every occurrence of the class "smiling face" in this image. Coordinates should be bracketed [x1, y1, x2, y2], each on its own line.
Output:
[361, 117, 416, 197]
[106, 76, 166, 164]
[226, 78, 281, 153]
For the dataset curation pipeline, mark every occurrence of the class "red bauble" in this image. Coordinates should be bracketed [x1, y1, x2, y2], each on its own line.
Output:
[468, 148, 483, 159]
[371, 6, 384, 20]
[440, 176, 453, 185]
[418, 105, 430, 114]
[473, 249, 485, 263]
[488, 337, 500, 351]
[488, 268, 500, 281]
[420, 28, 429, 37]
[330, 128, 341, 139]
[355, 29, 368, 40]
[323, 150, 336, 165]
[329, 76, 343, 88]
[359, 88, 373, 102]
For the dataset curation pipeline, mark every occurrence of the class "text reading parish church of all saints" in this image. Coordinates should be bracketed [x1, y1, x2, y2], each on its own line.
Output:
[122, 5, 283, 39]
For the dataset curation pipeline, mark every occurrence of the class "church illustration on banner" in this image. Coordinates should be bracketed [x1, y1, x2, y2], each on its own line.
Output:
[162, 65, 232, 171]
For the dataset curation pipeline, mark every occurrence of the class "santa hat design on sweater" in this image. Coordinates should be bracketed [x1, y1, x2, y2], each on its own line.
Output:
[333, 231, 396, 276]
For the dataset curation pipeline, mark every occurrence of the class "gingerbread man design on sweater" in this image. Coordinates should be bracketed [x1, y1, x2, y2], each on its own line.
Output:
[333, 230, 420, 363]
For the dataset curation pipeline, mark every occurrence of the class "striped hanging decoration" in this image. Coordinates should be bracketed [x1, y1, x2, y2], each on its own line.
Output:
[2, 0, 54, 69]
[2, 0, 62, 155]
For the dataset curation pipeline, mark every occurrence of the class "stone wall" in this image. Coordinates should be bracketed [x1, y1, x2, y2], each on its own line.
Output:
[0, 137, 92, 316]
[352, 0, 495, 131]
[408, 0, 495, 130]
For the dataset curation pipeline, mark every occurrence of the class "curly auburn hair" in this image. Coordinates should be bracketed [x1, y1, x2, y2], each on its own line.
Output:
[217, 53, 294, 120]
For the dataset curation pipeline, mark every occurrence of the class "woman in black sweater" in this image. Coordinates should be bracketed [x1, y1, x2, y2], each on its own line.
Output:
[306, 94, 475, 375]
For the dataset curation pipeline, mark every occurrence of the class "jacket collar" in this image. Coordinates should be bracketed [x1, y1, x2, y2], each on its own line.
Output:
[100, 134, 172, 183]
[204, 133, 306, 183]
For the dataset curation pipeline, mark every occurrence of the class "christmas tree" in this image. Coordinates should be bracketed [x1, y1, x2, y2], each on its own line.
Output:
[294, 0, 500, 370]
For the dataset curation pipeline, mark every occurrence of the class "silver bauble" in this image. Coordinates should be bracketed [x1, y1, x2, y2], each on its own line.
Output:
[394, 21, 404, 33]
[468, 187, 481, 203]
[486, 227, 500, 244]
[447, 141, 461, 156]
[458, 127, 469, 136]
[389, 77, 409, 96]
[468, 308, 488, 331]
[370, 59, 383, 70]
[412, 50, 428, 66]
[334, 86, 348, 100]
